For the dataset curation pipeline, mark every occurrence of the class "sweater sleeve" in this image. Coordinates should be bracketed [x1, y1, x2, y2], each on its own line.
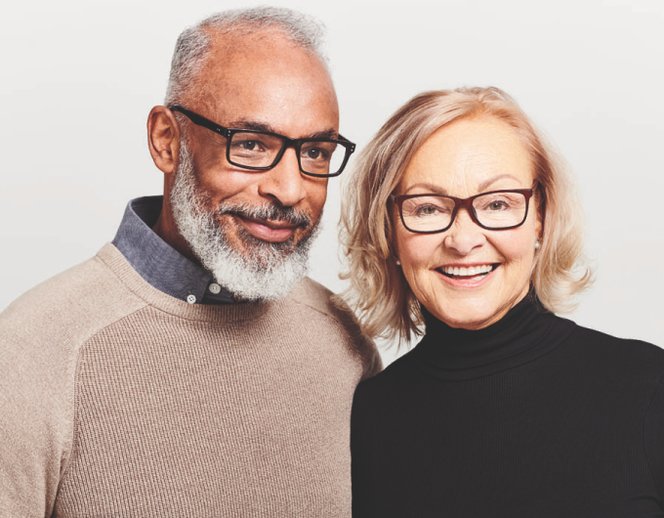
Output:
[0, 304, 74, 517]
[1, 251, 148, 516]
[644, 375, 664, 503]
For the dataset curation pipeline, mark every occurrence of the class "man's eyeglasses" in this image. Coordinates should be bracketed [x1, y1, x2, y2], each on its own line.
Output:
[391, 188, 535, 234]
[169, 104, 356, 178]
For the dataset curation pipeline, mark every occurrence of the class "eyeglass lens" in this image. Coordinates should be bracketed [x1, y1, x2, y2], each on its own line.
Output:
[229, 131, 344, 176]
[400, 191, 528, 232]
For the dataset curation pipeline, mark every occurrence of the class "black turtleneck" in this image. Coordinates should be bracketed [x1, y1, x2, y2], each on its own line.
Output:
[351, 294, 664, 517]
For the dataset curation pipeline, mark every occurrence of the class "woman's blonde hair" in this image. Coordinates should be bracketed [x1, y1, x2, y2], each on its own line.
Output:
[340, 86, 592, 344]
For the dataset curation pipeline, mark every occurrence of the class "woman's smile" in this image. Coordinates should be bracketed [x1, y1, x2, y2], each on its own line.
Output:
[436, 263, 500, 287]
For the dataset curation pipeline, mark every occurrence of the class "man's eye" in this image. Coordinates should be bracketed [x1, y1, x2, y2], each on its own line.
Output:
[302, 147, 330, 161]
[230, 137, 271, 156]
[237, 140, 261, 151]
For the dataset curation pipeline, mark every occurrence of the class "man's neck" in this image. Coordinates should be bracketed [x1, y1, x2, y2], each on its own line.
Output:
[153, 200, 199, 264]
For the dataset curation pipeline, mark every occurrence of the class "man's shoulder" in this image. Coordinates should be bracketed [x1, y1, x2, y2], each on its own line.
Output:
[1, 244, 147, 356]
[289, 277, 339, 312]
[288, 278, 382, 378]
[288, 277, 363, 331]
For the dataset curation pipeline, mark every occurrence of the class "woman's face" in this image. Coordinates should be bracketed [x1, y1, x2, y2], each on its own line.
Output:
[393, 116, 541, 330]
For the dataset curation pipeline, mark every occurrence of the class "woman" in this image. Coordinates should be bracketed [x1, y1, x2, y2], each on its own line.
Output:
[343, 87, 664, 517]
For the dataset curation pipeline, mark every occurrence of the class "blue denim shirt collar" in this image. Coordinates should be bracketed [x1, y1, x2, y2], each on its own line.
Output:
[112, 196, 235, 304]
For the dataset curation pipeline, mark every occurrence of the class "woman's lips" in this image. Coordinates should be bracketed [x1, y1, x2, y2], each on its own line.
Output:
[435, 263, 499, 288]
[236, 216, 298, 243]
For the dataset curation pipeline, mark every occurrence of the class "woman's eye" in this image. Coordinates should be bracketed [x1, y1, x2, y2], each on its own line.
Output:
[487, 200, 509, 211]
[414, 204, 444, 216]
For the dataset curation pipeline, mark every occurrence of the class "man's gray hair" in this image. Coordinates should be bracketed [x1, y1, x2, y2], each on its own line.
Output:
[165, 7, 327, 105]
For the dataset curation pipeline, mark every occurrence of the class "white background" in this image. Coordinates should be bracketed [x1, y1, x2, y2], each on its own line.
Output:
[1, 0, 662, 357]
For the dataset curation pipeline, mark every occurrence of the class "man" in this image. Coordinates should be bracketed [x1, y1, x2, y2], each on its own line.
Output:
[0, 7, 379, 517]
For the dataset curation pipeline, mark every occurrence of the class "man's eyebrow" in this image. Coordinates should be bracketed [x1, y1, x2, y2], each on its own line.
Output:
[307, 129, 339, 140]
[226, 119, 275, 133]
[226, 120, 339, 139]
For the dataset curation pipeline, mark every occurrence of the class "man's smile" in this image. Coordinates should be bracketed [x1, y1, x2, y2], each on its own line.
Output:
[236, 215, 300, 243]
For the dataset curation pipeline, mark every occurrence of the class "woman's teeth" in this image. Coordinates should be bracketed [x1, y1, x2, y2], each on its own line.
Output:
[440, 264, 495, 277]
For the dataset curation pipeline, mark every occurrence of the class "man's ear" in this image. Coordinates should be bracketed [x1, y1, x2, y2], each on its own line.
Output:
[147, 106, 181, 175]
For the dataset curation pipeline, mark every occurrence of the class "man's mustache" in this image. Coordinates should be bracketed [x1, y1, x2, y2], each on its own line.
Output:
[217, 203, 312, 229]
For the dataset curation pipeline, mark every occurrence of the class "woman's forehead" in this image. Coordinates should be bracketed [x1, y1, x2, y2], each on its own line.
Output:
[401, 116, 535, 192]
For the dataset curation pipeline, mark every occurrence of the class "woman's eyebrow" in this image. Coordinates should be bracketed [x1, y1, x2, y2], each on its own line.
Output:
[477, 174, 521, 191]
[402, 182, 448, 195]
[402, 174, 523, 195]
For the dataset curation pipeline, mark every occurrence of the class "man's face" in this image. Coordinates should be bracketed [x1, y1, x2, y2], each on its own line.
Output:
[168, 32, 339, 299]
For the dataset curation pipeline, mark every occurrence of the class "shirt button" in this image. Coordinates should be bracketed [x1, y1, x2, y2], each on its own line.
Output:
[186, 294, 197, 304]
[208, 283, 222, 295]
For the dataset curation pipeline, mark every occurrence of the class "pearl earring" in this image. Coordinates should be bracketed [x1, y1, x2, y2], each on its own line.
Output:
[534, 240, 541, 250]
[396, 259, 401, 266]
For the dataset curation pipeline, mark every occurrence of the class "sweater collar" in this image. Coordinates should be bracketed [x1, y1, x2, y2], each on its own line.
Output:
[412, 291, 574, 380]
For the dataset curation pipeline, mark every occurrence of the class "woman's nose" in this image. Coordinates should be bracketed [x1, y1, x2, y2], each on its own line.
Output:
[442, 208, 486, 255]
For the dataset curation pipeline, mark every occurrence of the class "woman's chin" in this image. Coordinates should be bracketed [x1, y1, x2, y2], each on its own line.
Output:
[442, 315, 497, 330]
[426, 301, 509, 330]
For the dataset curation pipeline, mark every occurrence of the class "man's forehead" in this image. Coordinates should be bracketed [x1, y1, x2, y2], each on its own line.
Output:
[195, 30, 327, 89]
[188, 28, 338, 134]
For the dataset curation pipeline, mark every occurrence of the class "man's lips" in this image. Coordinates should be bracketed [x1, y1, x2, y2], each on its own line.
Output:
[235, 215, 300, 243]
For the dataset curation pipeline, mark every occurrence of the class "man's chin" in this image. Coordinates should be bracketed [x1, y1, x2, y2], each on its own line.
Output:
[208, 247, 309, 301]
[204, 224, 319, 301]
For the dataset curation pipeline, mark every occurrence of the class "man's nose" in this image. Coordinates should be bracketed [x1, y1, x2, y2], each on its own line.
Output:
[258, 147, 306, 207]
[443, 208, 486, 255]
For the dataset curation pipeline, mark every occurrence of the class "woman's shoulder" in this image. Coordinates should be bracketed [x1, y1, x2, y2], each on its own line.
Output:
[354, 346, 421, 400]
[352, 346, 430, 434]
[568, 320, 661, 356]
[564, 319, 664, 379]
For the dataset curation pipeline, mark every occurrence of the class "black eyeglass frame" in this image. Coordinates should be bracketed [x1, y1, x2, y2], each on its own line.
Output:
[169, 104, 356, 178]
[390, 188, 535, 234]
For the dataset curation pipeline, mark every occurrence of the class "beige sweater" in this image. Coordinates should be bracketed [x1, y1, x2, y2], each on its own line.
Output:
[0, 244, 380, 517]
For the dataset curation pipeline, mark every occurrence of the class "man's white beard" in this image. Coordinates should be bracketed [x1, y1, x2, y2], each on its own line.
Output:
[170, 143, 320, 301]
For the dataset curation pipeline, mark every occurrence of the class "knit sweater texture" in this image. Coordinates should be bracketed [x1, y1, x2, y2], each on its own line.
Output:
[1, 244, 379, 517]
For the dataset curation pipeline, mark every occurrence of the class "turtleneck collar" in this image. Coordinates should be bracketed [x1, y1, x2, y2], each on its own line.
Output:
[411, 291, 575, 380]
